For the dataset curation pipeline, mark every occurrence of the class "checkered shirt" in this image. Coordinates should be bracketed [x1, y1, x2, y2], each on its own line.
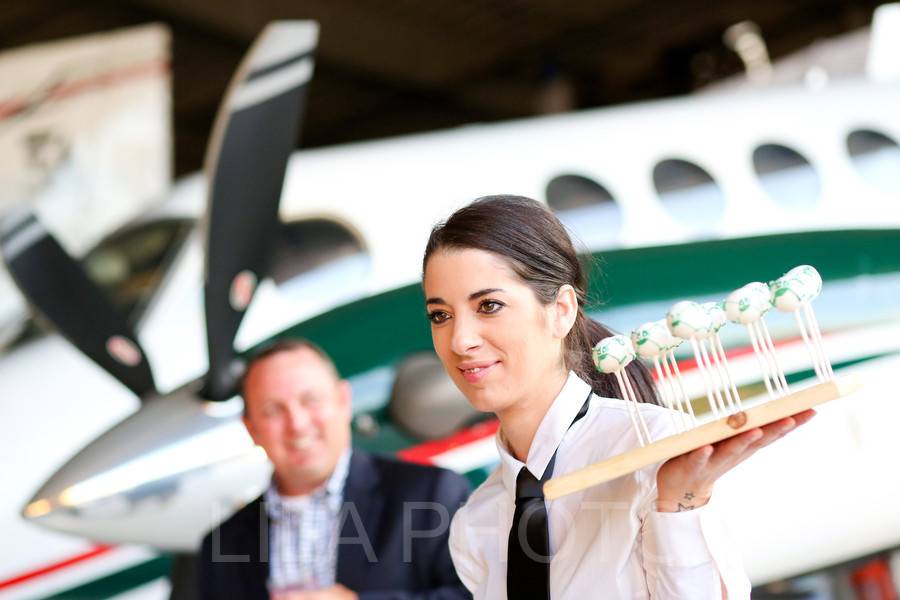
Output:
[264, 449, 351, 591]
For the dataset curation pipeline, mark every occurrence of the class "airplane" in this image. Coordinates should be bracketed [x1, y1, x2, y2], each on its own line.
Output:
[3, 10, 900, 599]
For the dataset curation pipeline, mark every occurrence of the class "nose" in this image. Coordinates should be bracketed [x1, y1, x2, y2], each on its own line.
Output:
[450, 312, 482, 356]
[284, 403, 311, 433]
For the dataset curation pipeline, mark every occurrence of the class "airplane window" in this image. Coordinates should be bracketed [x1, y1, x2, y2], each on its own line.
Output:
[546, 174, 615, 211]
[653, 159, 725, 235]
[546, 174, 622, 248]
[83, 218, 193, 320]
[752, 143, 821, 210]
[846, 129, 900, 195]
[269, 218, 367, 285]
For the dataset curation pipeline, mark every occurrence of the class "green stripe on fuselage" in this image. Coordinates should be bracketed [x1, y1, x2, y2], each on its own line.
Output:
[39, 556, 170, 599]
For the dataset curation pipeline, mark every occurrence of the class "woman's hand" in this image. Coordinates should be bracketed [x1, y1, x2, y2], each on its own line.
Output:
[655, 410, 816, 512]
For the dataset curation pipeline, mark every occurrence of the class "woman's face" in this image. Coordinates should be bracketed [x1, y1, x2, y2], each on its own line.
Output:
[423, 248, 571, 416]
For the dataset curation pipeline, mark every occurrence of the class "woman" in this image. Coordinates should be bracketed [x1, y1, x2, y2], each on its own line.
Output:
[422, 195, 813, 599]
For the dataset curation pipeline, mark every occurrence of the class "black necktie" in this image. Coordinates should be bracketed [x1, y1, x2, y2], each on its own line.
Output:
[506, 392, 591, 600]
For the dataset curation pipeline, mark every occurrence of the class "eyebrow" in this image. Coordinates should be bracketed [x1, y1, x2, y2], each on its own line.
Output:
[425, 288, 505, 305]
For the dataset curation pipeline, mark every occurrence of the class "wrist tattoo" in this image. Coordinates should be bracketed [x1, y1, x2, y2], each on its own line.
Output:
[677, 502, 696, 512]
[683, 491, 695, 500]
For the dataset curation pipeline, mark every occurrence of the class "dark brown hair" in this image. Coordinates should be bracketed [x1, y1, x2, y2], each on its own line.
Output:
[423, 195, 658, 405]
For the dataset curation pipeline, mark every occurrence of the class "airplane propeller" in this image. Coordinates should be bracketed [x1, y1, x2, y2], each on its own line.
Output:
[0, 210, 157, 398]
[0, 21, 318, 404]
[202, 25, 315, 400]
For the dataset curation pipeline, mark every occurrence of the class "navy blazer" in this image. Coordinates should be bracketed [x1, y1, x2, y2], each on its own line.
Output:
[199, 450, 472, 599]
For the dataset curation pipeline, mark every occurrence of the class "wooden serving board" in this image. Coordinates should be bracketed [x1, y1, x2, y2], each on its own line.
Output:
[543, 375, 863, 500]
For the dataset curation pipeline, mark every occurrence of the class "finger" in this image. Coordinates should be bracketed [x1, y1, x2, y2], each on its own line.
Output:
[791, 409, 816, 427]
[708, 428, 763, 471]
[750, 417, 798, 449]
[749, 409, 818, 453]
[687, 444, 714, 468]
[738, 418, 797, 462]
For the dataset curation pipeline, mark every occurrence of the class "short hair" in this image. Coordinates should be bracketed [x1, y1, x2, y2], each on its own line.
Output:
[240, 338, 340, 415]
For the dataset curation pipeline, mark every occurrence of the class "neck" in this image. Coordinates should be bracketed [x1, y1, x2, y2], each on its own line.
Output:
[274, 472, 330, 497]
[498, 368, 569, 462]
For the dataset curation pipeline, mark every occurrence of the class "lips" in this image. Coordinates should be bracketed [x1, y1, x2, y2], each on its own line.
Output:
[458, 361, 499, 384]
[288, 435, 317, 451]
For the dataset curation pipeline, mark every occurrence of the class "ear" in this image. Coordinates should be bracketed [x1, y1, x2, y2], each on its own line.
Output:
[242, 414, 260, 446]
[337, 380, 353, 416]
[551, 284, 579, 339]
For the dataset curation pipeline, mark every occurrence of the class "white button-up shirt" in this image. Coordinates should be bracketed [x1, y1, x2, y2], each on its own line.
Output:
[449, 372, 750, 599]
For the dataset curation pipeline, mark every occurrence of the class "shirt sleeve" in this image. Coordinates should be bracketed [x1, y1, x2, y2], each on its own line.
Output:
[448, 506, 484, 595]
[641, 496, 751, 600]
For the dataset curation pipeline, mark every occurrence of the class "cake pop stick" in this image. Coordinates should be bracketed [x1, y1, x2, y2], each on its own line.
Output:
[755, 319, 789, 392]
[593, 335, 653, 446]
[804, 303, 833, 379]
[667, 301, 728, 416]
[773, 273, 825, 380]
[745, 281, 789, 394]
[703, 301, 743, 411]
[789, 265, 834, 380]
[632, 320, 687, 431]
[725, 283, 785, 399]
[692, 337, 729, 414]
[661, 346, 698, 426]
[698, 301, 739, 414]
[772, 265, 833, 381]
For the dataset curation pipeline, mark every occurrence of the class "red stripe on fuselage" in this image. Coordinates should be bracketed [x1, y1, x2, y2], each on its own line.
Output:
[0, 544, 113, 591]
[397, 419, 500, 465]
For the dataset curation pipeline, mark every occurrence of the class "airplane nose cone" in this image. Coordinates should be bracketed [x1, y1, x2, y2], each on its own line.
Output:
[23, 384, 271, 550]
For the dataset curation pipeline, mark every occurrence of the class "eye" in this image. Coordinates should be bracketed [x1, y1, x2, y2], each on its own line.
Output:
[479, 299, 505, 314]
[427, 310, 451, 325]
[261, 403, 281, 418]
[302, 394, 323, 408]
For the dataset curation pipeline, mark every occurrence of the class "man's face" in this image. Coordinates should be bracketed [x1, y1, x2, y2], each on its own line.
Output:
[242, 347, 352, 496]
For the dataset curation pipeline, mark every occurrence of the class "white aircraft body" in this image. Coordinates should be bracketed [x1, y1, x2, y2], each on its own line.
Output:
[3, 20, 900, 600]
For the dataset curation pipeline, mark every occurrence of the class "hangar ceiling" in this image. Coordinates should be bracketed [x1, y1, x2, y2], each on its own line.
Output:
[0, 0, 878, 175]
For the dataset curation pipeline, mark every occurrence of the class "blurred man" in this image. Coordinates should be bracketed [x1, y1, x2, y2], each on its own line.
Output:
[199, 339, 471, 600]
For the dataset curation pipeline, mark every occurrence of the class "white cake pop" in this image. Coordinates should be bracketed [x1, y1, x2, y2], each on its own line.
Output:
[661, 319, 685, 351]
[592, 335, 636, 374]
[770, 276, 807, 312]
[744, 281, 773, 313]
[667, 300, 713, 340]
[631, 320, 672, 358]
[724, 283, 771, 324]
[787, 264, 822, 300]
[702, 301, 727, 333]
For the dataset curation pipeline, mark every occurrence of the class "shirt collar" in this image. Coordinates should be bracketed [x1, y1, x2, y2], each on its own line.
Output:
[265, 448, 352, 516]
[496, 371, 592, 500]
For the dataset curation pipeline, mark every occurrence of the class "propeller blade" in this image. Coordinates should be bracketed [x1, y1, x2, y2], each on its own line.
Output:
[202, 21, 319, 400]
[0, 210, 156, 398]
